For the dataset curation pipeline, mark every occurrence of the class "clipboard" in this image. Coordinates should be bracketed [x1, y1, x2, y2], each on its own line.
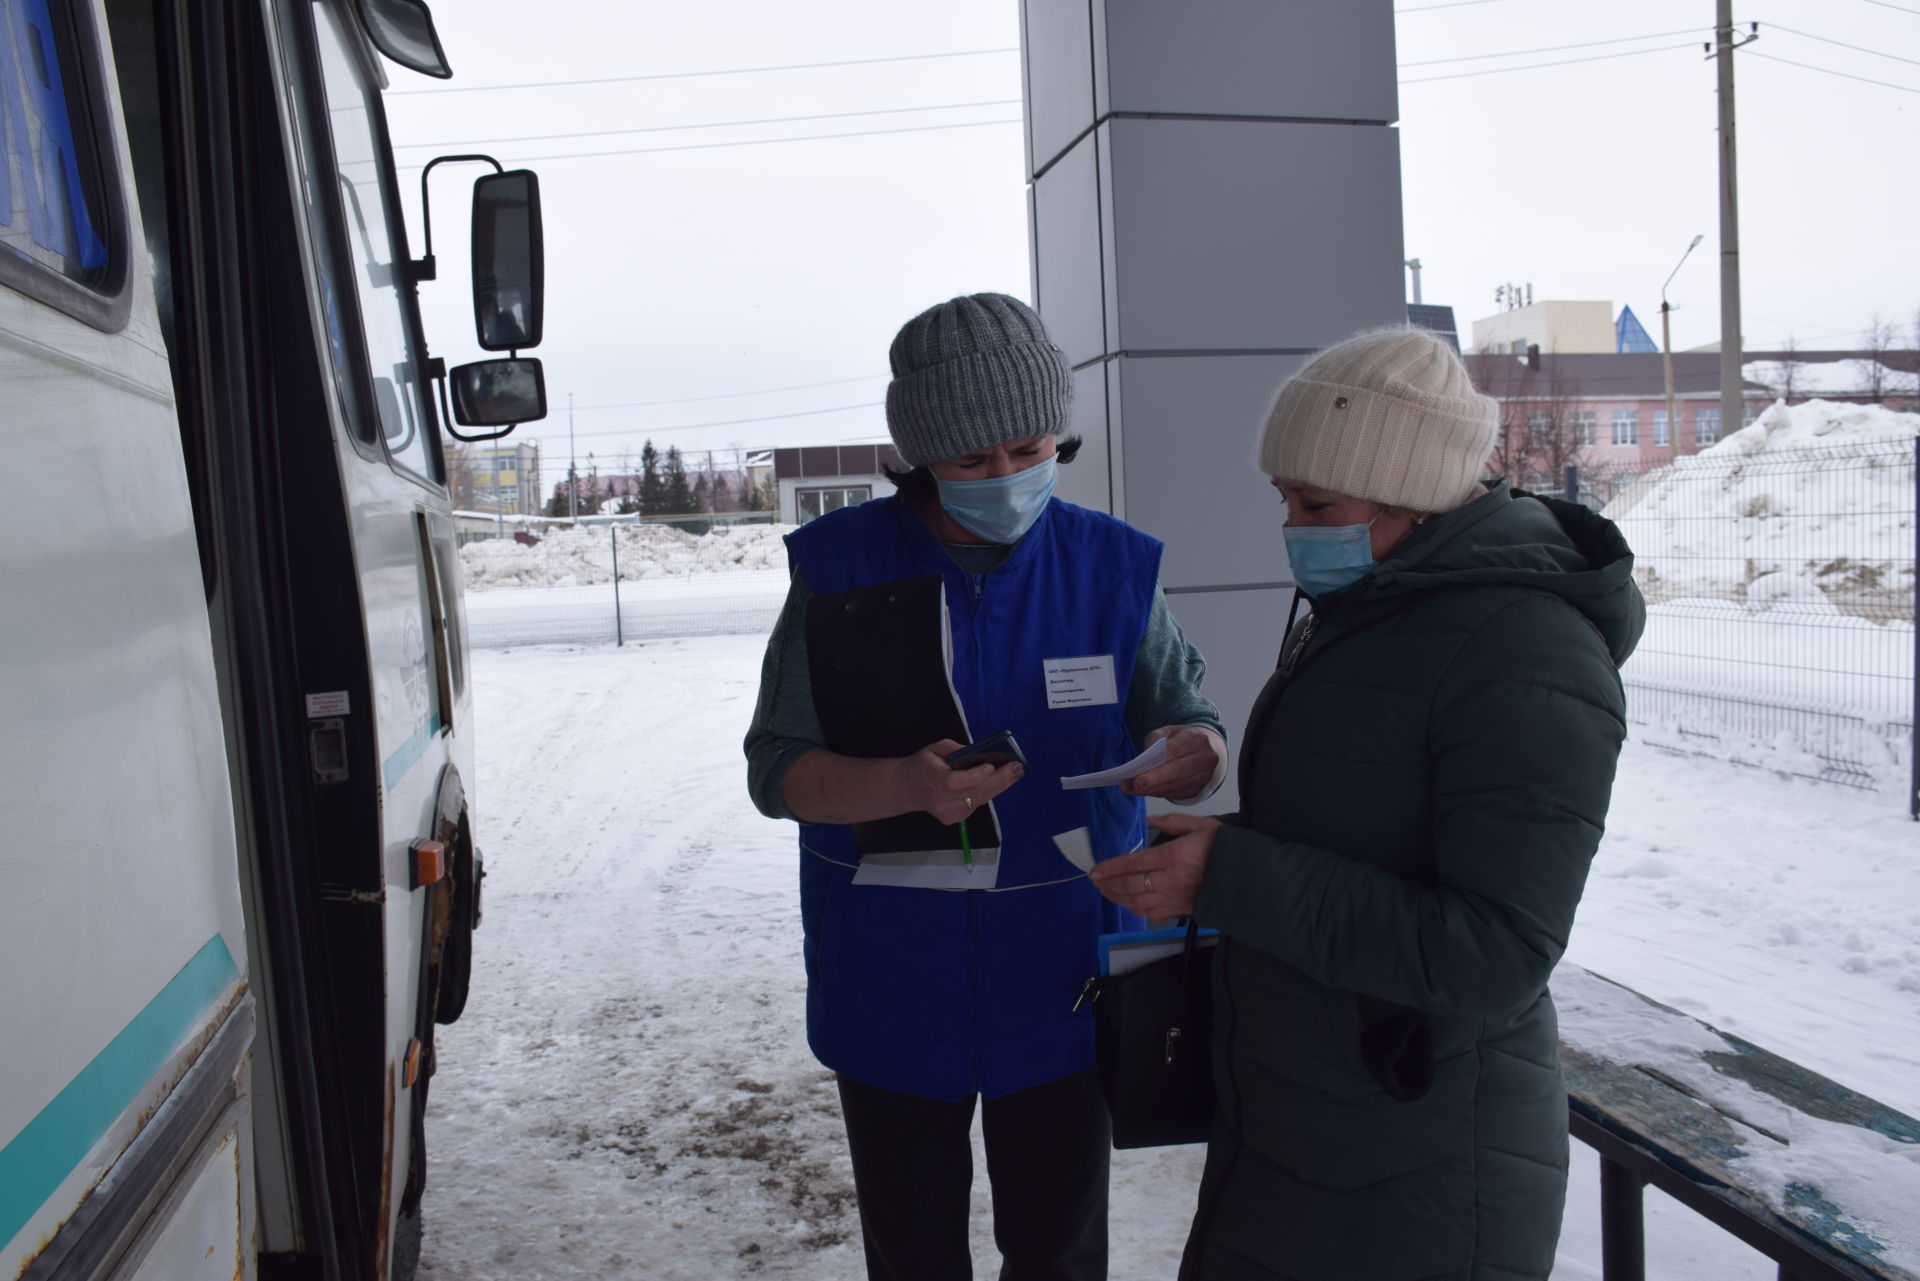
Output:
[805, 573, 1001, 860]
[1098, 925, 1220, 977]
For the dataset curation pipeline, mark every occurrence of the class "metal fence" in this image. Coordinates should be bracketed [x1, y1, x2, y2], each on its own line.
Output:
[454, 519, 789, 649]
[1566, 437, 1916, 807]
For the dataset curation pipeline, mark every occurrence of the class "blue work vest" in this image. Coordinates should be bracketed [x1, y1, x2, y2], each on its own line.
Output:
[786, 494, 1160, 1100]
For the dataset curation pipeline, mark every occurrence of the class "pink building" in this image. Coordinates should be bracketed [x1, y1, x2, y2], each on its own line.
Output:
[1464, 347, 1919, 493]
[1464, 350, 1771, 497]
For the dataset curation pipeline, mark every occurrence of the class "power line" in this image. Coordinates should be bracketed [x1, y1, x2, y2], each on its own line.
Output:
[389, 47, 1019, 97]
[397, 117, 1021, 168]
[1401, 28, 1705, 68]
[1852, 0, 1920, 15]
[1398, 0, 1509, 12]
[565, 401, 884, 440]
[1400, 41, 1699, 84]
[1761, 22, 1920, 69]
[1745, 50, 1920, 95]
[573, 375, 885, 413]
[394, 98, 1021, 151]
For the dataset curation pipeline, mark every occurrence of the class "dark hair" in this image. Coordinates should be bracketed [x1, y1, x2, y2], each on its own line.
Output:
[884, 435, 1083, 502]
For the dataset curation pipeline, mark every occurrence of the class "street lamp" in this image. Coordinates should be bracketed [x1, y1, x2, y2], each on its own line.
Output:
[1661, 234, 1704, 457]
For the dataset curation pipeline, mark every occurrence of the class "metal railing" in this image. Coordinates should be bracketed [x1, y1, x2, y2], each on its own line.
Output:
[1561, 966, 1920, 1281]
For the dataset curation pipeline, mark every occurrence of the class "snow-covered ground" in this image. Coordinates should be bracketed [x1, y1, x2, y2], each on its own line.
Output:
[415, 638, 1920, 1281]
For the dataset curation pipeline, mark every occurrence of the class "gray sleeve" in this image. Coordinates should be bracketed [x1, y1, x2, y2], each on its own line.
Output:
[742, 568, 826, 822]
[1123, 586, 1225, 749]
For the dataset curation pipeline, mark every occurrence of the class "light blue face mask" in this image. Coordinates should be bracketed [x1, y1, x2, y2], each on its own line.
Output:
[934, 456, 1059, 544]
[1283, 519, 1378, 599]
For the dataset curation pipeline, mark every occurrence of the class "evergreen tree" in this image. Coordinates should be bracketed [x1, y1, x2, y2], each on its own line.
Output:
[665, 447, 706, 533]
[664, 447, 695, 514]
[639, 441, 665, 516]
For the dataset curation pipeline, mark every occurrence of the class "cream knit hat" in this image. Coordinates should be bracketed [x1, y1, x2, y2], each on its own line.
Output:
[1257, 327, 1497, 513]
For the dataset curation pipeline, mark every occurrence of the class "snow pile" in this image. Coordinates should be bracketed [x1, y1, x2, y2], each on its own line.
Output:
[1605, 399, 1915, 613]
[1743, 360, 1916, 401]
[458, 522, 795, 590]
[1703, 398, 1917, 458]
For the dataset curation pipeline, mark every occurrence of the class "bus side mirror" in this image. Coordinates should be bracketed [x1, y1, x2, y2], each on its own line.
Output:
[448, 357, 546, 437]
[471, 170, 543, 352]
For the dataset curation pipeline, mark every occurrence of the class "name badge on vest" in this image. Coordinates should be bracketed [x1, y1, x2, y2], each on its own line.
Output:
[1043, 654, 1117, 709]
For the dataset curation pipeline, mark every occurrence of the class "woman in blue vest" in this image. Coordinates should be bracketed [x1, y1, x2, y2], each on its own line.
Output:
[744, 292, 1227, 1281]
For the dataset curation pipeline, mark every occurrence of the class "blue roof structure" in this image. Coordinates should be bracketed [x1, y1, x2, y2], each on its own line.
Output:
[1616, 305, 1659, 354]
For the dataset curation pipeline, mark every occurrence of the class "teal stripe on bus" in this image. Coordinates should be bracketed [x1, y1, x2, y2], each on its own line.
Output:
[0, 935, 240, 1250]
[382, 713, 443, 793]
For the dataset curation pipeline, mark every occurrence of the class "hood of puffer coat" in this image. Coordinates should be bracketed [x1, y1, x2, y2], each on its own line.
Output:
[1324, 479, 1645, 667]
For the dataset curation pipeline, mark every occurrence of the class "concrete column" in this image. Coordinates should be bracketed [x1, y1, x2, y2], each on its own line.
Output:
[1022, 0, 1406, 807]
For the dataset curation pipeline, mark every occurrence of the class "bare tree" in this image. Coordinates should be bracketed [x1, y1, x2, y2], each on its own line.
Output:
[445, 439, 479, 511]
[1470, 351, 1589, 492]
[1860, 314, 1895, 402]
[1528, 358, 1589, 488]
[1472, 351, 1534, 481]
[1776, 334, 1801, 404]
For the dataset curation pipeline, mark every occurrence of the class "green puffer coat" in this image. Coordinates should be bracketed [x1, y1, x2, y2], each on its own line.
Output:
[1183, 481, 1645, 1281]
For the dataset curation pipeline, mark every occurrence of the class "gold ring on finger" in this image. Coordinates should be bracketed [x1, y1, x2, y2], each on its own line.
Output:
[964, 796, 973, 811]
[1143, 873, 1154, 894]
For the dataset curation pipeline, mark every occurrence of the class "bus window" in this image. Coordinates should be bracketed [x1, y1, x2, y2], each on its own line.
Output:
[0, 0, 124, 326]
[310, 1, 438, 484]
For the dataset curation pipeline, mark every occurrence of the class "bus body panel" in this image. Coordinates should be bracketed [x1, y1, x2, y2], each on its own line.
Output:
[0, 4, 250, 1269]
[4, 0, 491, 1276]
[118, 1116, 251, 1281]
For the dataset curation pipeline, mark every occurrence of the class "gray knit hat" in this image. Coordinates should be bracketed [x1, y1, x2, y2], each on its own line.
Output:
[1257, 326, 1498, 513]
[885, 293, 1073, 467]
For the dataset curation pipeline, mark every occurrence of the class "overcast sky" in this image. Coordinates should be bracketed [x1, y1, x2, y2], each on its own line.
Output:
[384, 0, 1920, 479]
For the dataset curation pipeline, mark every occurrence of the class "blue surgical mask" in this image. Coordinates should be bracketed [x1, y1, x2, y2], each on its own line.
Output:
[934, 456, 1059, 544]
[1283, 521, 1377, 598]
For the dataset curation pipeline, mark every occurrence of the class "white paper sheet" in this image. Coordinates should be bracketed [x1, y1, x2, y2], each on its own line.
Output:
[1059, 739, 1169, 791]
[1050, 827, 1095, 873]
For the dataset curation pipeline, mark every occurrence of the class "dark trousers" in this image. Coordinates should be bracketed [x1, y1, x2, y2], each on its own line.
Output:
[835, 1069, 1111, 1281]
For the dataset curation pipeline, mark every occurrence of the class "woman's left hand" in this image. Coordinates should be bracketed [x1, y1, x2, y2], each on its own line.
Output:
[1090, 812, 1222, 919]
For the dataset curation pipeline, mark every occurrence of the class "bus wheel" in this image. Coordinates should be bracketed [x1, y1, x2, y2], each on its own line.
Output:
[436, 816, 480, 1024]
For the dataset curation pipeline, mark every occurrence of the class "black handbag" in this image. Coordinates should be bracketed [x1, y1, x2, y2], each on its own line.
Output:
[1079, 919, 1218, 1149]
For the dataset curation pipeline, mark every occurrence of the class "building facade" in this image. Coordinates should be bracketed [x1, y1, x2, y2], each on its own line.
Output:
[1464, 350, 1771, 502]
[468, 440, 541, 515]
[1471, 300, 1617, 355]
[771, 443, 902, 525]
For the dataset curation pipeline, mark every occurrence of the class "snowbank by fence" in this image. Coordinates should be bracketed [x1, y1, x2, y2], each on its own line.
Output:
[453, 407, 1919, 804]
[1594, 402, 1916, 799]
[456, 523, 792, 648]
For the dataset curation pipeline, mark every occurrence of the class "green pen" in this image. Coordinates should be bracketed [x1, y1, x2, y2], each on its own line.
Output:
[958, 817, 973, 869]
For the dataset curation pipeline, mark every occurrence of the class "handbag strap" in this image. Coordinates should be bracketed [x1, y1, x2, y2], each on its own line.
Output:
[1178, 916, 1202, 1016]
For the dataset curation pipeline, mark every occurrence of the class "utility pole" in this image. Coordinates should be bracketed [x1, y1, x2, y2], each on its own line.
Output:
[1662, 234, 1704, 458]
[1715, 2, 1757, 440]
[567, 391, 578, 521]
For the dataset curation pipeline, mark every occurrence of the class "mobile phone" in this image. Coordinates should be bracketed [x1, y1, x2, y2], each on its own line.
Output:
[946, 730, 1028, 771]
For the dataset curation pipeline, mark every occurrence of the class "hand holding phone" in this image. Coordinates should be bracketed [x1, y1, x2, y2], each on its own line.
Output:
[946, 730, 1028, 771]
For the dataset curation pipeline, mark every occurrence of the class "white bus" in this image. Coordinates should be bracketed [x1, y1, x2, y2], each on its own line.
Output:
[1, 2, 545, 1278]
